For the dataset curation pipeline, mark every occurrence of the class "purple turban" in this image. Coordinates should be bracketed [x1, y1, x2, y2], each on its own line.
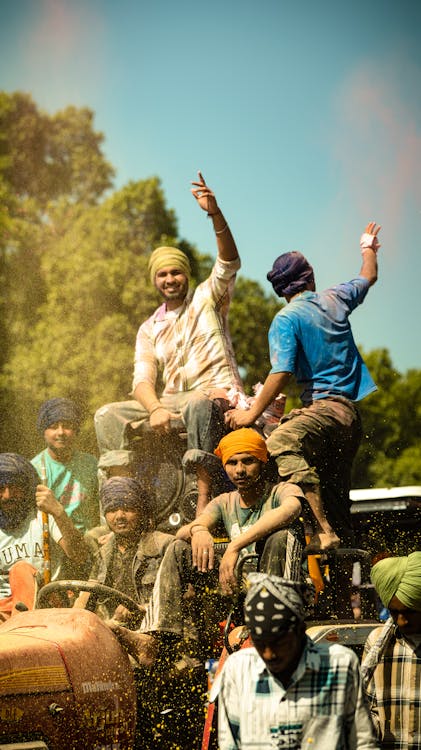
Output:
[267, 251, 314, 298]
[100, 477, 153, 517]
[37, 398, 81, 433]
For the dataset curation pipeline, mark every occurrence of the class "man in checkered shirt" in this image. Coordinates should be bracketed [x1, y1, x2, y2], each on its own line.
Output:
[362, 552, 421, 750]
[212, 573, 379, 749]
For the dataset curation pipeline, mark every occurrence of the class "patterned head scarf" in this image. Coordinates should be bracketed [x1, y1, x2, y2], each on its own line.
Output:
[37, 397, 81, 434]
[100, 477, 153, 518]
[214, 428, 268, 466]
[267, 251, 314, 298]
[371, 552, 421, 611]
[148, 246, 191, 285]
[0, 453, 39, 530]
[244, 573, 310, 637]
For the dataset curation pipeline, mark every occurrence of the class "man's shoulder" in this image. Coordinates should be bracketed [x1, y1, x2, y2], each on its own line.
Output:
[272, 481, 305, 502]
[364, 624, 389, 647]
[70, 451, 98, 469]
[210, 646, 260, 698]
[324, 277, 370, 301]
[138, 302, 167, 329]
[307, 637, 359, 667]
[208, 490, 238, 509]
[193, 256, 241, 297]
[31, 450, 46, 467]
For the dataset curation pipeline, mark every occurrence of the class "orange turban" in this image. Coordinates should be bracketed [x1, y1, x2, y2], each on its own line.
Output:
[214, 428, 268, 466]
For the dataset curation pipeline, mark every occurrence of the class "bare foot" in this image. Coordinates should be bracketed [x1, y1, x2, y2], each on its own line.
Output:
[304, 532, 340, 554]
[107, 620, 158, 667]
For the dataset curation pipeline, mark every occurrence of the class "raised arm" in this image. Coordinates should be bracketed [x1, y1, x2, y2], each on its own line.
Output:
[359, 221, 381, 287]
[191, 171, 239, 262]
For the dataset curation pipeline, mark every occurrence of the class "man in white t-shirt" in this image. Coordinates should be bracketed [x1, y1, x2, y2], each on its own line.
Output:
[0, 453, 89, 619]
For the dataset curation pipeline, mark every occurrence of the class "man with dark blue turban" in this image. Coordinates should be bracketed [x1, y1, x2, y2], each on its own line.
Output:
[226, 222, 381, 562]
[0, 453, 89, 619]
[31, 397, 100, 537]
[83, 476, 174, 626]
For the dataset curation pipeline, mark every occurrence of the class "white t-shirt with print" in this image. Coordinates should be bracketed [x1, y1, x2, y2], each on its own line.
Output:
[0, 511, 62, 598]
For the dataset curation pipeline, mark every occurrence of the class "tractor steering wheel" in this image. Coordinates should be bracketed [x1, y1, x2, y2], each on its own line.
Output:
[36, 579, 145, 618]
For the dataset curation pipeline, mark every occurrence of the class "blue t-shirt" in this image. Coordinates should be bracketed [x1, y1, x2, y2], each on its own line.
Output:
[268, 277, 376, 404]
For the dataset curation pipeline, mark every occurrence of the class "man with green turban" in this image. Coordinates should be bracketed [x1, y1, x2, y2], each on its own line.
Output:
[95, 172, 244, 514]
[362, 551, 421, 749]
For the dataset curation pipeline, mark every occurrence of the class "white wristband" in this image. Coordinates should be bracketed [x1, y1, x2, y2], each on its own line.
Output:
[360, 233, 380, 251]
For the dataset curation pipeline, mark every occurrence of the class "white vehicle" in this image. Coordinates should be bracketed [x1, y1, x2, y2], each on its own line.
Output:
[350, 485, 421, 555]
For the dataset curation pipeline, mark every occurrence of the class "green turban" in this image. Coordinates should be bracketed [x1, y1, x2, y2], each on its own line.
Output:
[371, 552, 421, 610]
[148, 246, 191, 285]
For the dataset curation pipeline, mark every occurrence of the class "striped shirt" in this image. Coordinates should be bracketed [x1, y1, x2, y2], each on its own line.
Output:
[132, 256, 243, 395]
[212, 637, 379, 749]
[363, 626, 421, 749]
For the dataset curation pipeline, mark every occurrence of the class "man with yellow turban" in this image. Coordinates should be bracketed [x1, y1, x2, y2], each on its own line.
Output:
[362, 552, 421, 749]
[107, 428, 305, 667]
[94, 172, 244, 513]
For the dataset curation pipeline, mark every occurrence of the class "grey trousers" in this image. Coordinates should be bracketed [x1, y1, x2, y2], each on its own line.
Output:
[94, 391, 228, 470]
[139, 528, 304, 637]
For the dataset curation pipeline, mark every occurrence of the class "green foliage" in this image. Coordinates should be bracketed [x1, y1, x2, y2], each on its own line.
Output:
[1, 175, 182, 456]
[352, 351, 421, 488]
[229, 277, 279, 390]
[0, 91, 114, 208]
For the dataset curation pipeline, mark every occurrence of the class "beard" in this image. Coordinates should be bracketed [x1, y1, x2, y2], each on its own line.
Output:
[0, 505, 29, 531]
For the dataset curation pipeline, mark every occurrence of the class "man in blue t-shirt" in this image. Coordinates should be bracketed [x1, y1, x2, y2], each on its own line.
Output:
[226, 222, 381, 554]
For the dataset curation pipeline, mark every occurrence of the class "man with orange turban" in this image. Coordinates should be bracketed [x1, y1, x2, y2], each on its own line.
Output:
[107, 428, 305, 667]
[94, 172, 244, 514]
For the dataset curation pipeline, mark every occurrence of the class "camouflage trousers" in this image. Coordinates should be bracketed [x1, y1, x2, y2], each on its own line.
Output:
[266, 397, 362, 545]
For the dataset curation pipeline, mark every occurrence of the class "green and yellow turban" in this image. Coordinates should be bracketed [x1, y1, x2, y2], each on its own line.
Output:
[371, 552, 421, 610]
[148, 246, 191, 284]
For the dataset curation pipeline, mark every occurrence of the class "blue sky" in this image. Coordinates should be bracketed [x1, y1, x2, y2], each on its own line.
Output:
[1, 0, 420, 372]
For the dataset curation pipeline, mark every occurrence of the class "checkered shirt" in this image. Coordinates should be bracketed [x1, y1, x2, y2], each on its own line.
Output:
[212, 637, 379, 749]
[363, 626, 421, 749]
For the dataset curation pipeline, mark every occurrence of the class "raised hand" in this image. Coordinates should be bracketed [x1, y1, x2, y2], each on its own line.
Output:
[361, 221, 381, 251]
[191, 171, 219, 216]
